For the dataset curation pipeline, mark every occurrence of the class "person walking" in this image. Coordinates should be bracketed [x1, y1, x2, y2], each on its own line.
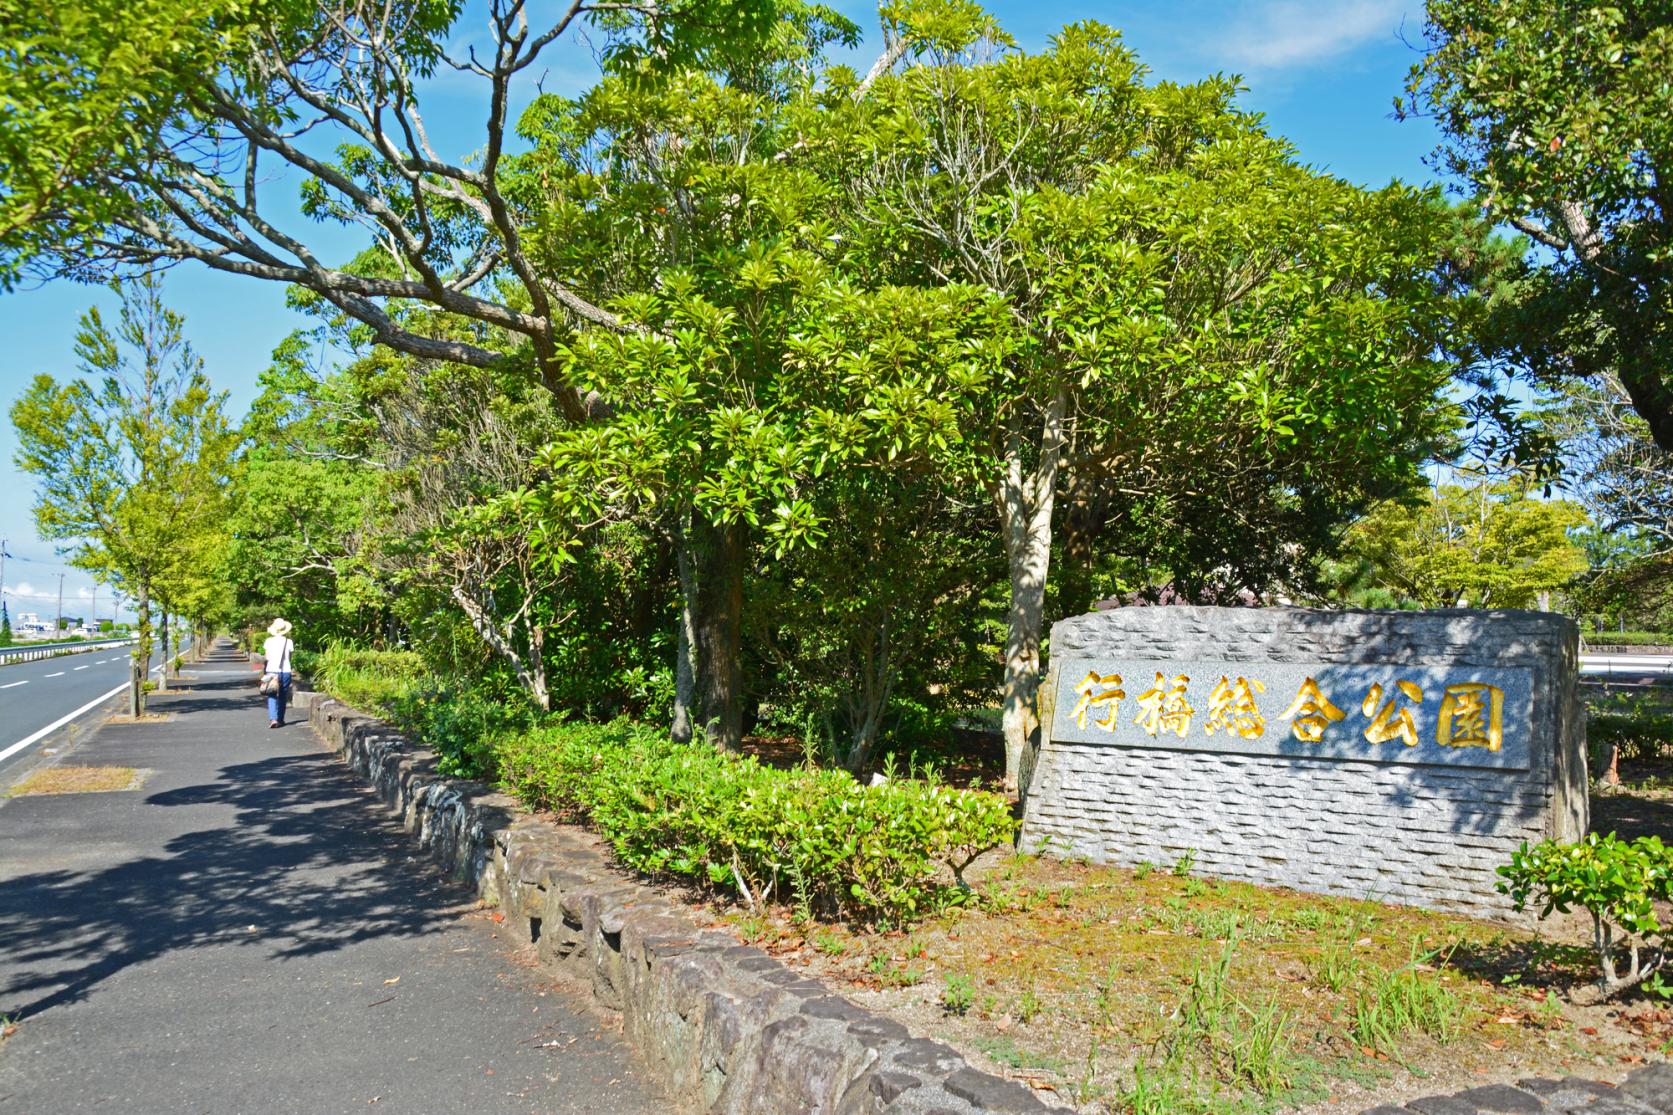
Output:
[262, 618, 295, 728]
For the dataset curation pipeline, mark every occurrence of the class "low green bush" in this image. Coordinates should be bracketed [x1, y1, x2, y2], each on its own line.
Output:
[387, 685, 538, 780]
[1499, 832, 1673, 998]
[499, 719, 1017, 924]
[1588, 692, 1673, 762]
[1582, 630, 1673, 647]
[311, 643, 428, 712]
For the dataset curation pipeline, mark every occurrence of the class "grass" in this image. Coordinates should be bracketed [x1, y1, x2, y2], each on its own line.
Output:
[7, 766, 142, 796]
[1350, 947, 1463, 1057]
[721, 852, 1604, 1114]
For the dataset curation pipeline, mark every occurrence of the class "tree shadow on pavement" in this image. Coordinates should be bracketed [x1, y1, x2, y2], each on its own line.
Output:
[0, 693, 469, 1021]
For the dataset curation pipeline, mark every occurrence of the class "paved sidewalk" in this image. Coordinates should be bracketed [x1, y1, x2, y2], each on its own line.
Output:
[0, 643, 665, 1114]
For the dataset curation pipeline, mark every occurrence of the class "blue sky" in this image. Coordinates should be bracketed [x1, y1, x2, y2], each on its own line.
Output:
[0, 0, 1439, 619]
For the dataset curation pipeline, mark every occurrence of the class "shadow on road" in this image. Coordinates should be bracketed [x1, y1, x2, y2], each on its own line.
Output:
[0, 672, 466, 1020]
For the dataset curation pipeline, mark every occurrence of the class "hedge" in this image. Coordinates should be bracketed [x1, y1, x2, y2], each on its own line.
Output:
[499, 718, 1018, 925]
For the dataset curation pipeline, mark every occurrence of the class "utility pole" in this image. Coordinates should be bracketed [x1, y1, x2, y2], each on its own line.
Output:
[55, 572, 64, 640]
[90, 582, 98, 634]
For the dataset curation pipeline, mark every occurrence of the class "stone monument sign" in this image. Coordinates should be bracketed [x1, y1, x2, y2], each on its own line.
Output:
[1020, 607, 1586, 919]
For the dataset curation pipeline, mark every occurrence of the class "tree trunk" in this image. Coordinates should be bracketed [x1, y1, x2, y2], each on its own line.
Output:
[156, 609, 170, 692]
[843, 623, 893, 774]
[131, 581, 151, 717]
[994, 388, 1068, 794]
[692, 514, 747, 751]
[670, 521, 699, 744]
[448, 584, 551, 711]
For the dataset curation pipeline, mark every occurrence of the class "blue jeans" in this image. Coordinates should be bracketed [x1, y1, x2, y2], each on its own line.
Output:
[267, 672, 291, 724]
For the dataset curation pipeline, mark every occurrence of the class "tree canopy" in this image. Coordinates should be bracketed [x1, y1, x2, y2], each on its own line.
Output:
[1406, 0, 1673, 448]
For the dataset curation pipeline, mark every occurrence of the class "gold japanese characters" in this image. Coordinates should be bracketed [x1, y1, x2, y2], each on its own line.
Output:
[1069, 669, 1504, 752]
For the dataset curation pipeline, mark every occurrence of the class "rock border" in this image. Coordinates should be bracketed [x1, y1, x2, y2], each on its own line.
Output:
[1364, 1067, 1673, 1114]
[307, 694, 1071, 1115]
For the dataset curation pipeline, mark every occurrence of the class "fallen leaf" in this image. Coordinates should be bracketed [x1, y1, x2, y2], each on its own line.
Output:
[1582, 1026, 1599, 1036]
[1488, 1040, 1506, 1050]
[490, 912, 505, 924]
[384, 977, 400, 986]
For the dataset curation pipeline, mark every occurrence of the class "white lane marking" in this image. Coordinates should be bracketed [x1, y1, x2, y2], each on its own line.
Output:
[74, 665, 90, 671]
[0, 681, 128, 764]
[44, 671, 64, 678]
[0, 681, 26, 689]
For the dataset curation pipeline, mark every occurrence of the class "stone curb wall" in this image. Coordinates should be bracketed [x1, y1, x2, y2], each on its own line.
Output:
[308, 695, 1070, 1115]
[1365, 1066, 1673, 1114]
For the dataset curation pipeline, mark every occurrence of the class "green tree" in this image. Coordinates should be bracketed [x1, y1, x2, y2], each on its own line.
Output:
[831, 22, 1465, 786]
[1349, 479, 1591, 610]
[1404, 2, 1673, 447]
[11, 275, 236, 713]
[0, 0, 784, 418]
[521, 5, 999, 748]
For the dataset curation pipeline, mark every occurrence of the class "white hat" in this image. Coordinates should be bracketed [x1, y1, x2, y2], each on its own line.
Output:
[267, 618, 293, 637]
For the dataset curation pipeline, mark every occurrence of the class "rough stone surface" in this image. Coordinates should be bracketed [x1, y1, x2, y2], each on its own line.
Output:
[1020, 606, 1586, 919]
[310, 696, 1071, 1115]
[1363, 1064, 1673, 1113]
[1452, 1084, 1549, 1113]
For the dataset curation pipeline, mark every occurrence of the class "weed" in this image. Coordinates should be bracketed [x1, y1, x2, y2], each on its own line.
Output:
[1352, 948, 1463, 1055]
[1134, 861, 1155, 881]
[970, 1035, 1066, 1074]
[1015, 985, 1041, 1024]
[733, 912, 774, 943]
[903, 936, 927, 960]
[1230, 997, 1298, 1093]
[866, 951, 892, 977]
[1122, 1057, 1192, 1115]
[1131, 938, 1310, 1106]
[942, 973, 976, 1016]
[1289, 907, 1330, 932]
[811, 929, 849, 956]
[1172, 848, 1199, 877]
[1183, 877, 1208, 898]
[889, 963, 926, 988]
[1309, 936, 1362, 992]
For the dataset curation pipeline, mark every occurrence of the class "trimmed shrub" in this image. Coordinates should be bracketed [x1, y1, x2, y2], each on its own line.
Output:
[499, 719, 1017, 924]
[311, 643, 428, 713]
[387, 685, 538, 780]
[1581, 630, 1673, 647]
[1499, 832, 1673, 998]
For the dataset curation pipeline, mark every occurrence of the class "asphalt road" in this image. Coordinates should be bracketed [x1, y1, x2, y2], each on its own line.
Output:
[0, 644, 165, 776]
[0, 645, 663, 1114]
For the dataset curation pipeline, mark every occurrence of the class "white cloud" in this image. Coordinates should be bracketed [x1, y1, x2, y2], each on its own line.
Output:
[1211, 1, 1415, 71]
[13, 581, 38, 600]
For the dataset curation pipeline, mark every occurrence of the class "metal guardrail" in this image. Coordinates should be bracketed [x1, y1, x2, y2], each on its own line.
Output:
[0, 636, 137, 667]
[1579, 654, 1673, 682]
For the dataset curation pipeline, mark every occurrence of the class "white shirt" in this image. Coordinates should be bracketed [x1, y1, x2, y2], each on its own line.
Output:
[263, 635, 294, 673]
